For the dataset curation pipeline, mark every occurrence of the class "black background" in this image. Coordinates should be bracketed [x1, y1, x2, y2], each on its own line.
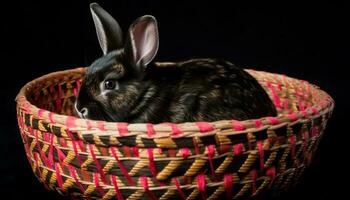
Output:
[2, 0, 348, 199]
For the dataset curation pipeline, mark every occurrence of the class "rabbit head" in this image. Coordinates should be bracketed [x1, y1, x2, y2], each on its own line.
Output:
[75, 3, 159, 121]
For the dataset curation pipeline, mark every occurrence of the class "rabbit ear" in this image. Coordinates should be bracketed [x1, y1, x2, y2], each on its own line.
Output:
[90, 3, 123, 55]
[125, 15, 159, 71]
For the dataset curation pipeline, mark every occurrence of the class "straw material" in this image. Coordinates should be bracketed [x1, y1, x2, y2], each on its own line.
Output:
[15, 66, 334, 199]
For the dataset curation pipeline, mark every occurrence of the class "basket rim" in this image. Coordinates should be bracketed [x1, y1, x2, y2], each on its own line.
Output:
[15, 66, 335, 136]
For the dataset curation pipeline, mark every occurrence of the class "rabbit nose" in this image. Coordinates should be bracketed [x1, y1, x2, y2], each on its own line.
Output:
[80, 107, 88, 118]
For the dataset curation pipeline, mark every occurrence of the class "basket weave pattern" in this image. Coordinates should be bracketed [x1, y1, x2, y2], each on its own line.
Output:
[16, 67, 334, 199]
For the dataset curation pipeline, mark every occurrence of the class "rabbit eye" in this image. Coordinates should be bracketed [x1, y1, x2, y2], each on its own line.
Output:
[104, 80, 117, 90]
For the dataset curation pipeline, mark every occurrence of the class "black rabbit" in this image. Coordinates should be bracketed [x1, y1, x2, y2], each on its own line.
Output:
[75, 3, 277, 123]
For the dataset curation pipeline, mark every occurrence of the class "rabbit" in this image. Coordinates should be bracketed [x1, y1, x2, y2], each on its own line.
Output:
[75, 3, 277, 123]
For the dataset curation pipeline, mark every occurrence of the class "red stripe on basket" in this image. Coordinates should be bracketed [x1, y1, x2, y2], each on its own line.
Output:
[50, 85, 55, 99]
[146, 123, 155, 137]
[73, 87, 78, 97]
[173, 178, 187, 200]
[67, 131, 83, 166]
[33, 153, 43, 178]
[56, 147, 67, 169]
[158, 148, 163, 155]
[43, 132, 49, 142]
[233, 143, 243, 156]
[196, 122, 214, 132]
[147, 148, 158, 177]
[65, 116, 76, 128]
[254, 120, 262, 128]
[267, 82, 282, 108]
[207, 145, 216, 179]
[58, 84, 63, 98]
[28, 126, 33, 136]
[297, 95, 305, 111]
[121, 146, 131, 157]
[48, 134, 55, 167]
[111, 175, 124, 200]
[295, 88, 305, 111]
[265, 117, 279, 125]
[170, 123, 182, 136]
[97, 121, 106, 131]
[110, 147, 134, 185]
[86, 120, 93, 130]
[74, 79, 81, 96]
[56, 99, 62, 113]
[277, 82, 283, 92]
[232, 120, 245, 131]
[93, 173, 106, 197]
[77, 140, 86, 152]
[180, 148, 190, 158]
[232, 120, 246, 131]
[301, 111, 308, 118]
[48, 112, 55, 123]
[59, 138, 67, 147]
[76, 79, 81, 90]
[284, 99, 289, 110]
[68, 165, 85, 194]
[140, 176, 158, 200]
[251, 169, 257, 195]
[311, 107, 319, 114]
[55, 147, 65, 162]
[224, 174, 233, 200]
[197, 173, 207, 200]
[55, 163, 65, 192]
[38, 109, 45, 119]
[132, 147, 139, 157]
[287, 113, 298, 121]
[257, 141, 264, 170]
[117, 123, 128, 136]
[88, 144, 108, 184]
[35, 130, 50, 167]
[163, 122, 182, 136]
[40, 152, 50, 168]
[289, 136, 296, 163]
[266, 166, 276, 187]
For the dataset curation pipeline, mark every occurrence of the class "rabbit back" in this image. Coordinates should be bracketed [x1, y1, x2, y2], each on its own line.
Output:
[126, 58, 277, 123]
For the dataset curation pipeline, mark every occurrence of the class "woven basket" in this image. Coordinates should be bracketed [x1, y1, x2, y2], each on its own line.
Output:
[15, 66, 334, 200]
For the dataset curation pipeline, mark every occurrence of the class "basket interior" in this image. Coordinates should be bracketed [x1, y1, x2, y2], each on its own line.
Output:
[25, 68, 320, 119]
